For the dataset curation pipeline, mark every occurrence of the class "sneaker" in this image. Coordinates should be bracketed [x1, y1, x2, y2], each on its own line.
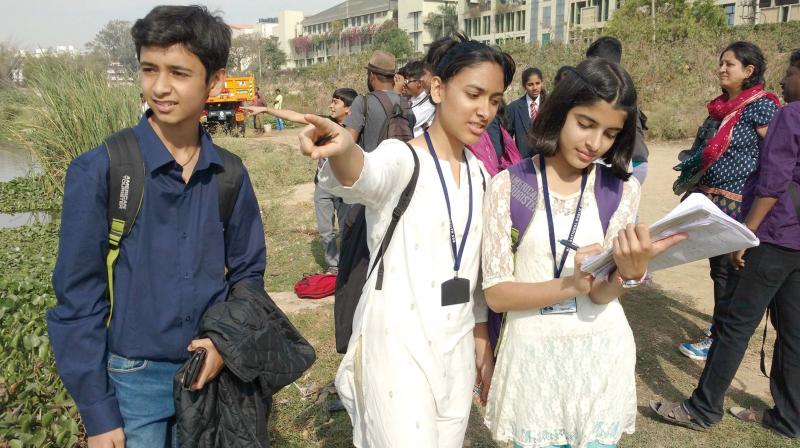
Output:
[703, 324, 714, 338]
[679, 337, 713, 361]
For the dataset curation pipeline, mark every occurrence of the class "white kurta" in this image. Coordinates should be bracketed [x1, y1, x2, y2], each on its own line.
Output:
[318, 139, 489, 447]
[482, 157, 642, 448]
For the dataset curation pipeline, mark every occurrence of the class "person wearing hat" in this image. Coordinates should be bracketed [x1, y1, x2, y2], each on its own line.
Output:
[344, 50, 408, 152]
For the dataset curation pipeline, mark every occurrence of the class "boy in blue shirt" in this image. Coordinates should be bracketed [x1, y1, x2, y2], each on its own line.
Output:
[47, 6, 266, 447]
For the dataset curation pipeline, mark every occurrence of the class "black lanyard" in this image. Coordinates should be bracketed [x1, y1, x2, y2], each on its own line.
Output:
[424, 131, 473, 277]
[540, 156, 587, 279]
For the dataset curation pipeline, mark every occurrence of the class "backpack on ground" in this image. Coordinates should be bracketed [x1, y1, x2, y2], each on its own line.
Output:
[294, 273, 337, 299]
[333, 144, 420, 353]
[104, 128, 244, 325]
[489, 158, 625, 354]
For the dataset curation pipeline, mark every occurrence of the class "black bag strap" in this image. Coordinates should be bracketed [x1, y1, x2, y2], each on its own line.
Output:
[789, 183, 800, 222]
[212, 144, 245, 228]
[760, 306, 772, 378]
[368, 143, 421, 290]
[104, 127, 145, 326]
[106, 128, 146, 243]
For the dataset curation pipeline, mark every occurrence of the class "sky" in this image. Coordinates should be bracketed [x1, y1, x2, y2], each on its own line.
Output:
[0, 0, 334, 49]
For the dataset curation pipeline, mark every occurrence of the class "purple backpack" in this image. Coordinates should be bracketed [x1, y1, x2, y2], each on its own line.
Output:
[488, 158, 625, 353]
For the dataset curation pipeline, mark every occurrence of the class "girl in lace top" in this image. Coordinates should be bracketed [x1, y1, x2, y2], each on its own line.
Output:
[481, 59, 685, 448]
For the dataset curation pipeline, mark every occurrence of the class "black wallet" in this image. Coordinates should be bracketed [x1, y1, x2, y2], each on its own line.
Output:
[182, 347, 207, 390]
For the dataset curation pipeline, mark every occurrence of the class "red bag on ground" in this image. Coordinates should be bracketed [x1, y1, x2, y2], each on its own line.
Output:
[294, 273, 336, 299]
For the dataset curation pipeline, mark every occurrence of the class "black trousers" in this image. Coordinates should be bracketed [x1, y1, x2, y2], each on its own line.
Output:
[709, 253, 733, 336]
[685, 243, 800, 437]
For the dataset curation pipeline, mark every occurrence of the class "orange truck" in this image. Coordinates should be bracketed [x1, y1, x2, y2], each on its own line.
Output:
[202, 74, 255, 136]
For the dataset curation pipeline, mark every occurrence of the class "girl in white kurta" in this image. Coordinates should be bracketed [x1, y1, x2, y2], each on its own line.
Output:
[299, 35, 516, 447]
[481, 59, 686, 448]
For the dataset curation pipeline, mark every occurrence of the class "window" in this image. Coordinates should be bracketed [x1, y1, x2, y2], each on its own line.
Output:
[782, 5, 790, 22]
[723, 4, 735, 25]
[543, 6, 552, 27]
[542, 33, 551, 43]
[521, 10, 526, 29]
[464, 19, 471, 36]
[483, 16, 491, 34]
[414, 11, 421, 31]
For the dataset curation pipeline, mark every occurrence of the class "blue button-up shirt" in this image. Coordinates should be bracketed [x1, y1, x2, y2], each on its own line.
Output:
[46, 115, 266, 435]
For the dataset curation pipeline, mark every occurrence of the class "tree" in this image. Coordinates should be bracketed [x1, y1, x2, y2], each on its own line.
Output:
[260, 36, 287, 70]
[86, 20, 137, 72]
[371, 22, 414, 60]
[424, 3, 459, 41]
[606, 0, 726, 43]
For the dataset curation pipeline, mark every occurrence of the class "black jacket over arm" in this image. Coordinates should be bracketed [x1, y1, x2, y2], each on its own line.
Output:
[175, 281, 316, 448]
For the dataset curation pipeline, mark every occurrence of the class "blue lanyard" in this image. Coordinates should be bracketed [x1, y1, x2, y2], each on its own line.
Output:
[539, 156, 587, 279]
[424, 131, 474, 276]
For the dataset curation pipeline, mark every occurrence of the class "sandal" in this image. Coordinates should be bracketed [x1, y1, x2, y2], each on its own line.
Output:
[730, 406, 764, 424]
[649, 399, 708, 432]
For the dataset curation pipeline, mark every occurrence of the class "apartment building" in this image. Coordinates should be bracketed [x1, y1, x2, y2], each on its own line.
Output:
[291, 0, 397, 67]
[459, 0, 797, 46]
[399, 0, 459, 53]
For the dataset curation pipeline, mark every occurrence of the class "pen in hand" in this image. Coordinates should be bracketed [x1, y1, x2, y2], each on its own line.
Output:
[559, 239, 580, 251]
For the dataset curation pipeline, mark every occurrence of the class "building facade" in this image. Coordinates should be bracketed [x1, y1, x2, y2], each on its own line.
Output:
[291, 0, 398, 67]
[276, 10, 305, 68]
[398, 0, 459, 53]
[458, 0, 798, 45]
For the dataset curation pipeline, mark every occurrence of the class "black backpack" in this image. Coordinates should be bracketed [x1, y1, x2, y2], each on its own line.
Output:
[359, 91, 415, 150]
[103, 128, 244, 325]
[334, 144, 420, 353]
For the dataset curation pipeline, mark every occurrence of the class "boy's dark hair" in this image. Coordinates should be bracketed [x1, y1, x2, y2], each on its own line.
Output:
[528, 58, 638, 180]
[425, 33, 516, 89]
[586, 36, 622, 64]
[371, 71, 394, 83]
[403, 61, 425, 80]
[397, 63, 408, 78]
[131, 5, 230, 82]
[275, 88, 281, 93]
[554, 65, 573, 84]
[521, 67, 543, 85]
[792, 49, 800, 68]
[720, 41, 767, 90]
[332, 88, 358, 107]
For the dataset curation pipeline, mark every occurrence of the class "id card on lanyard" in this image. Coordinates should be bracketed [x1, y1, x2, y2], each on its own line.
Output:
[424, 131, 474, 307]
[540, 156, 587, 315]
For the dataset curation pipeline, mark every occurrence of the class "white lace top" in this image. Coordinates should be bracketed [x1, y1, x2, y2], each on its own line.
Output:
[482, 156, 642, 448]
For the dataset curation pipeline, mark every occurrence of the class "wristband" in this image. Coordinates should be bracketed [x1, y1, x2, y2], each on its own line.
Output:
[616, 270, 648, 289]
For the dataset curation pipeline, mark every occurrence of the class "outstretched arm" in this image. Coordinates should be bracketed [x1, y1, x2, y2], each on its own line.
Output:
[243, 106, 308, 124]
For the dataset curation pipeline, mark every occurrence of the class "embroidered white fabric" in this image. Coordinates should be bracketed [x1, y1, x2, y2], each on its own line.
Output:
[482, 157, 642, 448]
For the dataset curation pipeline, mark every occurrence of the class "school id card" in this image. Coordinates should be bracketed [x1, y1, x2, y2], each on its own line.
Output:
[541, 297, 577, 315]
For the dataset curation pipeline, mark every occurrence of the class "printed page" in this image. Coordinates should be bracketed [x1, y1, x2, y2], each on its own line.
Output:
[581, 193, 759, 279]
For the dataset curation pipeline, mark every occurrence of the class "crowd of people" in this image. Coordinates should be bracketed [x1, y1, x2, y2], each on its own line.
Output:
[44, 4, 799, 448]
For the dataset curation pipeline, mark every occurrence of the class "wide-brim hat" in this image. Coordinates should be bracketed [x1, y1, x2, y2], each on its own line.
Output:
[365, 50, 396, 76]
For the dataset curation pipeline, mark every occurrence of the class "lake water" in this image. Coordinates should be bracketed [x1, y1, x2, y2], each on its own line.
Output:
[0, 140, 52, 229]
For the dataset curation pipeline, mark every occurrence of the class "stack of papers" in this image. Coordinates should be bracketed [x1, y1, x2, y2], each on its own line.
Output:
[581, 193, 760, 279]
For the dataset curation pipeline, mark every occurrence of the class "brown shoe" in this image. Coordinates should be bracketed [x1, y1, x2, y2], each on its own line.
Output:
[730, 406, 764, 423]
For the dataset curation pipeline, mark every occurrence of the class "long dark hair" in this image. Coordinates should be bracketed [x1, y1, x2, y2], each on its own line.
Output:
[720, 41, 767, 91]
[424, 33, 516, 90]
[528, 58, 638, 180]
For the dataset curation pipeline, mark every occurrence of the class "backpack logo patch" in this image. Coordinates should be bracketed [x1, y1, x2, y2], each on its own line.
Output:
[119, 175, 131, 210]
[510, 174, 537, 212]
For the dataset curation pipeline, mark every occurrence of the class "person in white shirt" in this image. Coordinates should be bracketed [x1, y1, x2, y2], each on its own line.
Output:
[402, 60, 436, 137]
[297, 34, 515, 447]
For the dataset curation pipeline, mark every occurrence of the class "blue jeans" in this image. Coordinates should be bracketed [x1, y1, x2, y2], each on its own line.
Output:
[275, 117, 284, 131]
[107, 353, 183, 447]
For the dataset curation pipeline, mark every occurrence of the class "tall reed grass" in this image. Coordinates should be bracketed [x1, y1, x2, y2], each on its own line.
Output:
[2, 57, 139, 196]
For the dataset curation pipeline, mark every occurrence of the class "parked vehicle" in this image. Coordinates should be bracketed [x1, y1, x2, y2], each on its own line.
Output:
[202, 74, 254, 137]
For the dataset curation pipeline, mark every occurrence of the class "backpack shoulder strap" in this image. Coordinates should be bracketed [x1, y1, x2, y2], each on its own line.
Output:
[212, 144, 245, 229]
[508, 158, 538, 253]
[369, 143, 421, 290]
[104, 127, 145, 325]
[594, 164, 625, 235]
